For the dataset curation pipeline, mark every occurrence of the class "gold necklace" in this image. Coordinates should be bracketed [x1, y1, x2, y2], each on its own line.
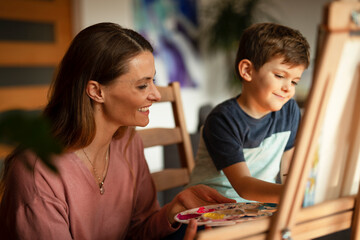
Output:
[82, 147, 109, 195]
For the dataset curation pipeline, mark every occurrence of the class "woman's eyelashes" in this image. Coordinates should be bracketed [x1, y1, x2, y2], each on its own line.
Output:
[137, 84, 148, 90]
[137, 78, 156, 90]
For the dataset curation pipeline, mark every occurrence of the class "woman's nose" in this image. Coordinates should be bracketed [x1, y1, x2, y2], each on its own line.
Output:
[149, 84, 161, 102]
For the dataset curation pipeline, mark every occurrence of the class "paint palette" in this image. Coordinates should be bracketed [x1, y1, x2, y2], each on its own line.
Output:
[174, 202, 277, 226]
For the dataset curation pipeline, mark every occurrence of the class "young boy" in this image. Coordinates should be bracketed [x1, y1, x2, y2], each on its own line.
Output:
[188, 23, 310, 203]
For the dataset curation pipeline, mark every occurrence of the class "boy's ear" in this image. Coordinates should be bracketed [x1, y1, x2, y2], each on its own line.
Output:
[86, 80, 105, 103]
[238, 59, 253, 82]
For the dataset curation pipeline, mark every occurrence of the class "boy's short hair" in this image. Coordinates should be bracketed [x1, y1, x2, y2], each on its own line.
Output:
[234, 23, 310, 80]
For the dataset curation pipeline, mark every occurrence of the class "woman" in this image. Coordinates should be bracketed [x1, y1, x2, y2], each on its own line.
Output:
[0, 23, 234, 239]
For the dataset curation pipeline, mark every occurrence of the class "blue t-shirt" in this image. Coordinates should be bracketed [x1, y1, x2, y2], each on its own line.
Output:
[188, 96, 301, 202]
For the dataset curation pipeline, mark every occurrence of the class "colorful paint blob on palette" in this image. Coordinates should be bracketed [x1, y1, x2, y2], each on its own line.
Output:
[175, 202, 277, 226]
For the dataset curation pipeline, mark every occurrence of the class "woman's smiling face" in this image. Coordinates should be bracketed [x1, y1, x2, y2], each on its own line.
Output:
[101, 51, 161, 127]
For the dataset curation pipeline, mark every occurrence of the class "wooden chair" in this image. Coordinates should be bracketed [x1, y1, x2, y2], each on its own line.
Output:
[0, 85, 49, 159]
[136, 81, 195, 192]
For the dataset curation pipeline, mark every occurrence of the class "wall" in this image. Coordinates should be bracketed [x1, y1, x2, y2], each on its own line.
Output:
[72, 0, 135, 34]
[72, 0, 333, 172]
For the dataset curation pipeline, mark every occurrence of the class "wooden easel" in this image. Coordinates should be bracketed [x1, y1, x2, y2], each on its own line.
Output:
[197, 1, 360, 239]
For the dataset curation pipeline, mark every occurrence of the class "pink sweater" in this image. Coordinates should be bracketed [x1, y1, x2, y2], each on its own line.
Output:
[0, 131, 177, 239]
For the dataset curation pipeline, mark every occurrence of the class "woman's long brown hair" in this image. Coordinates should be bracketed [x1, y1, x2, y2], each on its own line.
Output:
[0, 23, 154, 195]
[44, 22, 153, 149]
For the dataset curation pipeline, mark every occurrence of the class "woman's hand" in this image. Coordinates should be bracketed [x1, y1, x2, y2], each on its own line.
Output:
[166, 184, 236, 225]
[183, 219, 213, 240]
[183, 219, 197, 240]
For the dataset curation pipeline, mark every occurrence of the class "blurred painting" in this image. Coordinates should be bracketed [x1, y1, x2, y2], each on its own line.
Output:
[133, 0, 201, 88]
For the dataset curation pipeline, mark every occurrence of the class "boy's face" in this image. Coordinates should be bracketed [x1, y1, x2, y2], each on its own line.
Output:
[245, 57, 305, 116]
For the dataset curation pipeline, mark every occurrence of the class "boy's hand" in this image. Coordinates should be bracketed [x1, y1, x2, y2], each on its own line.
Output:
[166, 184, 236, 225]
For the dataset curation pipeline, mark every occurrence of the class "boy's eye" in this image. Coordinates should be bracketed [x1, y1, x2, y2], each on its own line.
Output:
[275, 74, 284, 79]
[291, 81, 298, 86]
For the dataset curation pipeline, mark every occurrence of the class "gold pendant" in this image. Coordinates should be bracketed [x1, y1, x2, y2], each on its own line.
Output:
[99, 182, 105, 195]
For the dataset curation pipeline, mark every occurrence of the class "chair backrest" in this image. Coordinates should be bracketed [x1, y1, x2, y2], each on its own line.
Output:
[136, 81, 195, 192]
[0, 85, 49, 159]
